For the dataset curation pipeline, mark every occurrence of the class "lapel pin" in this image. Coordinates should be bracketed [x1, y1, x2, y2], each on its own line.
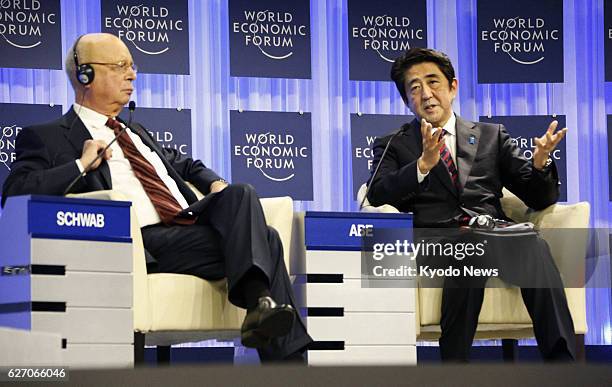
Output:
[468, 135, 476, 145]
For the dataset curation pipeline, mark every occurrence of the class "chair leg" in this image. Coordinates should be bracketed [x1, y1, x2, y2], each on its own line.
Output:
[575, 334, 585, 362]
[157, 345, 171, 365]
[502, 339, 518, 362]
[134, 332, 145, 366]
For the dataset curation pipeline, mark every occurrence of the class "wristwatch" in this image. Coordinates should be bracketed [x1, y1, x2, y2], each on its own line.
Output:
[536, 157, 553, 172]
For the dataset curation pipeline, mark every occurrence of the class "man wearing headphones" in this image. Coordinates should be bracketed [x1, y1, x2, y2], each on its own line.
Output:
[2, 33, 312, 362]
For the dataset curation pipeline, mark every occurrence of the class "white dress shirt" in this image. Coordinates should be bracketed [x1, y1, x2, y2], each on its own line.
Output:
[417, 113, 457, 183]
[73, 104, 189, 227]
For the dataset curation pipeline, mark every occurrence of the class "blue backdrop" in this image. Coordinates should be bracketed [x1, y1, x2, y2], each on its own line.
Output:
[0, 0, 610, 346]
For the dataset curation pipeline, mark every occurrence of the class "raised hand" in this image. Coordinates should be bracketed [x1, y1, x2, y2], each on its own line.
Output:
[417, 118, 446, 174]
[533, 120, 567, 170]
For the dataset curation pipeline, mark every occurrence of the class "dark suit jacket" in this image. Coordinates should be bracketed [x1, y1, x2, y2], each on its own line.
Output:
[2, 107, 221, 203]
[366, 116, 560, 227]
[1, 108, 223, 265]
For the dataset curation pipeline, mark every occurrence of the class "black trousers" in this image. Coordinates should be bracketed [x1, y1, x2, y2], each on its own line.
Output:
[141, 183, 312, 361]
[417, 229, 576, 362]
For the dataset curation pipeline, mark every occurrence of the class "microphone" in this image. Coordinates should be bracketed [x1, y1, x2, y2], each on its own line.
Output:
[126, 100, 136, 127]
[359, 126, 407, 209]
[63, 101, 136, 195]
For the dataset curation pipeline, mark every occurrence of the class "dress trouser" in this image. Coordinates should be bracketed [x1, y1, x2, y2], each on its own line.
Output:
[141, 183, 312, 361]
[432, 231, 576, 361]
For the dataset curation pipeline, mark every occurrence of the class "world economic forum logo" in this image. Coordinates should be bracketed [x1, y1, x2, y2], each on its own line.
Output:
[480, 16, 560, 65]
[477, 1, 563, 83]
[351, 15, 423, 64]
[234, 132, 307, 182]
[103, 2, 183, 55]
[0, 124, 20, 172]
[229, 0, 311, 79]
[232, 9, 307, 61]
[0, 0, 61, 69]
[0, 0, 57, 49]
[350, 114, 411, 199]
[347, 0, 427, 81]
[0, 103, 62, 188]
[230, 111, 313, 200]
[101, 0, 189, 74]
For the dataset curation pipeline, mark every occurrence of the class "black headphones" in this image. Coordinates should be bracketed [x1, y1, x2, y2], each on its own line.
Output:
[73, 35, 94, 85]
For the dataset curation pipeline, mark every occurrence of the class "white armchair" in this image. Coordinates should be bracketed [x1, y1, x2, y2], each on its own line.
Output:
[69, 186, 295, 364]
[357, 184, 589, 359]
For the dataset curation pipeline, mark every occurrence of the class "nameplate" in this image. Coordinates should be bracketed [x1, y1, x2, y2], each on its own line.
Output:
[26, 196, 131, 243]
[305, 212, 412, 251]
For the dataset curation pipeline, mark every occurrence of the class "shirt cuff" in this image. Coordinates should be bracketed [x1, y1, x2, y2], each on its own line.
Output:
[75, 159, 85, 174]
[417, 164, 429, 183]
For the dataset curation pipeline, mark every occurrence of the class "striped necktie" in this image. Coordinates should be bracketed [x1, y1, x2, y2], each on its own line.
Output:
[439, 130, 461, 191]
[106, 118, 195, 225]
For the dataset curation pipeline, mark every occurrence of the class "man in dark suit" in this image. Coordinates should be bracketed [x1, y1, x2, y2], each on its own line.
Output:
[367, 47, 575, 361]
[2, 33, 311, 362]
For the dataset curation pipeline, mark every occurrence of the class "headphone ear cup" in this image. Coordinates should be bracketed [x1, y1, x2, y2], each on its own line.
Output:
[76, 64, 94, 85]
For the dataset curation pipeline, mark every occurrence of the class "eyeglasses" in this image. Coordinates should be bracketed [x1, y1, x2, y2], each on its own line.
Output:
[85, 61, 138, 73]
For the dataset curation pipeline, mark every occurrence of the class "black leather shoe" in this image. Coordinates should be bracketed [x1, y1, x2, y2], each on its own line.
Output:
[241, 296, 295, 348]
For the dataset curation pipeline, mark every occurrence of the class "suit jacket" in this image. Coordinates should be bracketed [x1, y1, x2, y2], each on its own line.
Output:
[366, 116, 560, 227]
[1, 108, 223, 265]
[2, 107, 221, 203]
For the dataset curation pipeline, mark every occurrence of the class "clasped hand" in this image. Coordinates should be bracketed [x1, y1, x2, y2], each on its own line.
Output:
[80, 139, 112, 171]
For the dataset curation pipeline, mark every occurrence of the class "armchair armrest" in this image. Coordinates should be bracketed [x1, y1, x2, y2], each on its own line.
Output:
[66, 190, 128, 201]
[356, 183, 400, 213]
[260, 197, 293, 269]
[500, 188, 590, 228]
[500, 189, 590, 333]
